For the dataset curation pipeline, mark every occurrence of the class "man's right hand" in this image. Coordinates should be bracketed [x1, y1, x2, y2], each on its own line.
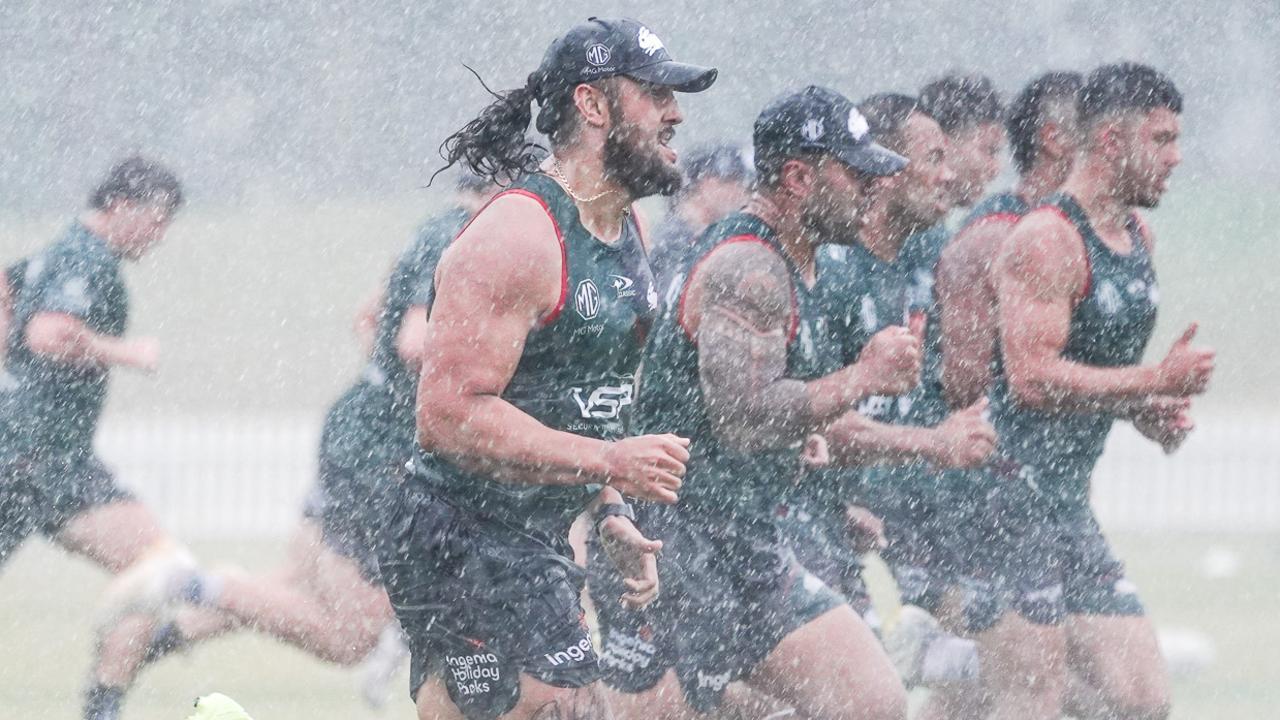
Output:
[927, 398, 996, 468]
[603, 434, 689, 504]
[1156, 323, 1215, 396]
[854, 317, 924, 397]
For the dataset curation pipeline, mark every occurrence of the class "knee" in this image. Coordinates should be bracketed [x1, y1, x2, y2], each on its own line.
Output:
[858, 682, 909, 720]
[823, 675, 907, 720]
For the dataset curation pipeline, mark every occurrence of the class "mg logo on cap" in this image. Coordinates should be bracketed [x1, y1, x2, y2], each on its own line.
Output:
[575, 279, 602, 320]
[801, 118, 825, 142]
[586, 44, 611, 67]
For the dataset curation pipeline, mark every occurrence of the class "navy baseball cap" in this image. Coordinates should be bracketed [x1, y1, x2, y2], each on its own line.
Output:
[754, 86, 907, 177]
[530, 17, 718, 100]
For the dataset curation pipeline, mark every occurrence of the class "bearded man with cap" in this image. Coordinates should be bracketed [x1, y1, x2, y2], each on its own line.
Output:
[588, 86, 918, 720]
[374, 17, 716, 720]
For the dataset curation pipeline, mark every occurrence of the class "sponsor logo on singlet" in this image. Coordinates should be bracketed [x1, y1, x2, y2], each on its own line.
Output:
[610, 274, 637, 299]
[571, 380, 634, 419]
[576, 279, 602, 320]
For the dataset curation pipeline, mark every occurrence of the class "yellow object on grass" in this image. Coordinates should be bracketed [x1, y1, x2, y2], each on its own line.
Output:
[186, 693, 254, 720]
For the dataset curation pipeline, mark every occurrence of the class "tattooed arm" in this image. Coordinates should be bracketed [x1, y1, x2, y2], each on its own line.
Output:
[685, 241, 872, 454]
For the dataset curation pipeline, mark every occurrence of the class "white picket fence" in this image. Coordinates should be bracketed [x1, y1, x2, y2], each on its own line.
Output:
[94, 413, 1280, 540]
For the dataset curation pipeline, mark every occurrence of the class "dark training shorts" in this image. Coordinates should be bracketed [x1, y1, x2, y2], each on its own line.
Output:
[378, 483, 601, 720]
[1, 452, 131, 567]
[775, 500, 879, 630]
[589, 506, 843, 713]
[963, 464, 1146, 632]
[301, 455, 403, 585]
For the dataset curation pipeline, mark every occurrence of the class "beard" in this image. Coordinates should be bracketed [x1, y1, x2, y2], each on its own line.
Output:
[602, 110, 682, 199]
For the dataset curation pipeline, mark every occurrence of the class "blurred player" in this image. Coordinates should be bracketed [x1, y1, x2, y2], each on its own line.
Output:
[979, 62, 1209, 720]
[85, 173, 498, 719]
[647, 143, 752, 291]
[776, 92, 995, 671]
[592, 85, 918, 720]
[0, 156, 216, 706]
[377, 17, 714, 720]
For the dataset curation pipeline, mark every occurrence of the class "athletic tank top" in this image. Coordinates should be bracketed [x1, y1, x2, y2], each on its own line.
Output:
[411, 173, 656, 548]
[991, 193, 1158, 509]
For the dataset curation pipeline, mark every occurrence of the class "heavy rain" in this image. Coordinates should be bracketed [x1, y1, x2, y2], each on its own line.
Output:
[0, 2, 1276, 719]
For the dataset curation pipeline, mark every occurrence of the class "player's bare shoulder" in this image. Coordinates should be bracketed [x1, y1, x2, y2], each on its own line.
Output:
[436, 189, 564, 316]
[689, 238, 792, 333]
[999, 207, 1087, 300]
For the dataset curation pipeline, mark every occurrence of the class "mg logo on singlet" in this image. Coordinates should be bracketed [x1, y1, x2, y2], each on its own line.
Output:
[585, 43, 611, 67]
[571, 381, 633, 419]
[575, 279, 601, 320]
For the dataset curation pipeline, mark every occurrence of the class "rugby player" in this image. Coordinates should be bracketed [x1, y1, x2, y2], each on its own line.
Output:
[0, 157, 219, 715]
[377, 17, 714, 720]
[84, 173, 498, 719]
[592, 85, 923, 720]
[979, 62, 1209, 720]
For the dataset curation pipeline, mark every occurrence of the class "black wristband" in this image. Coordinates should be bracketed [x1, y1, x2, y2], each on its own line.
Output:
[593, 502, 635, 529]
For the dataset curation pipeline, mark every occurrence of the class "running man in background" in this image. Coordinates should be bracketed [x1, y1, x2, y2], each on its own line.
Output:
[777, 92, 995, 661]
[0, 156, 211, 697]
[84, 173, 498, 719]
[593, 85, 918, 720]
[378, 17, 714, 720]
[979, 62, 1210, 720]
[647, 143, 752, 292]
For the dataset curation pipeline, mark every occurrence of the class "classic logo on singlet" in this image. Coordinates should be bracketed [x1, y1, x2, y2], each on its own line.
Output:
[610, 274, 637, 299]
[637, 27, 664, 56]
[575, 279, 601, 320]
[446, 651, 501, 697]
[586, 43, 611, 67]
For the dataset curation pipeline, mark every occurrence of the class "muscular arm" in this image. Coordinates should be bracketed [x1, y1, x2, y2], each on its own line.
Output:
[821, 410, 946, 467]
[938, 218, 1015, 408]
[25, 313, 153, 370]
[996, 213, 1163, 413]
[688, 242, 870, 454]
[415, 195, 612, 485]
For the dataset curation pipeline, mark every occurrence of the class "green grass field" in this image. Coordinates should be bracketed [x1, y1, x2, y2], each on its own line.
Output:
[1, 532, 1276, 719]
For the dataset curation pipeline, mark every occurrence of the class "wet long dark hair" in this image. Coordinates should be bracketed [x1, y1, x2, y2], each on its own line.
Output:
[434, 67, 579, 186]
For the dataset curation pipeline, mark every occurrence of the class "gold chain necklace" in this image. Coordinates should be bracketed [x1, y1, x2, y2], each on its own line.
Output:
[550, 156, 617, 205]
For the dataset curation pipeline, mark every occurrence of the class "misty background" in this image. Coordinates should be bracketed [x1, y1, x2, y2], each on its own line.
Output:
[0, 0, 1276, 418]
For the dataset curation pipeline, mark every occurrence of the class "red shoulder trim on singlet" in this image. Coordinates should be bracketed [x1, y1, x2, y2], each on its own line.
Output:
[483, 188, 569, 327]
[966, 211, 1022, 232]
[1030, 205, 1091, 305]
[677, 234, 799, 344]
